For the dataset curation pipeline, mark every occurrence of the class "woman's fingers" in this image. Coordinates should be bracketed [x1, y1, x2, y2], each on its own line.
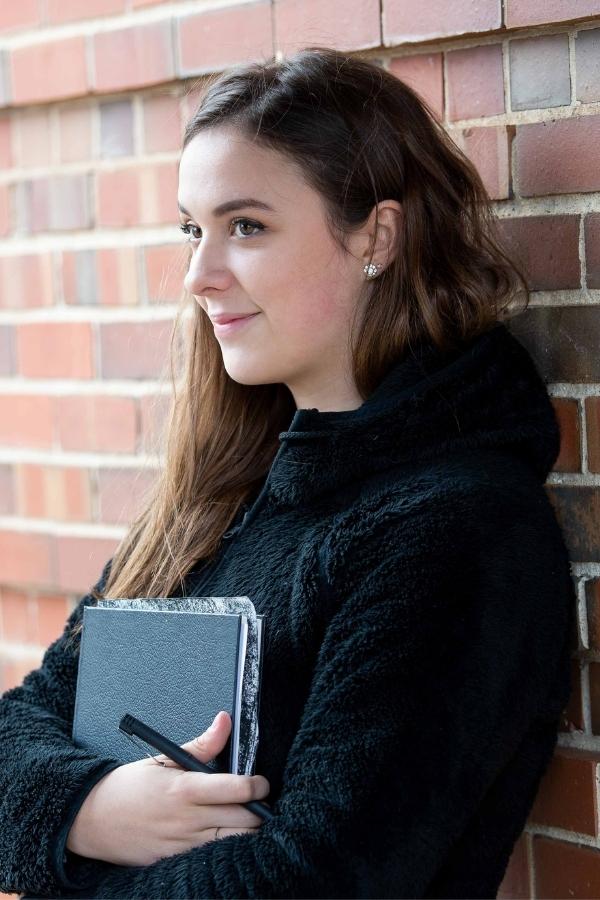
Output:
[177, 771, 271, 806]
[151, 711, 232, 767]
[187, 802, 265, 828]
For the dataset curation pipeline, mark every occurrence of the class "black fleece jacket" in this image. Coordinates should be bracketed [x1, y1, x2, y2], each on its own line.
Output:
[0, 321, 575, 899]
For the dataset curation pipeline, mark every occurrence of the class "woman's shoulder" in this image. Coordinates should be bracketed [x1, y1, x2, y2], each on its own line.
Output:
[322, 447, 563, 573]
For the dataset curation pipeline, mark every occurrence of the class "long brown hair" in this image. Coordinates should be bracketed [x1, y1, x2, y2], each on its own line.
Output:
[69, 45, 528, 639]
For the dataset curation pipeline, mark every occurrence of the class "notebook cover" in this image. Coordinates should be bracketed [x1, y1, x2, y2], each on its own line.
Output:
[93, 595, 263, 775]
[72, 607, 243, 774]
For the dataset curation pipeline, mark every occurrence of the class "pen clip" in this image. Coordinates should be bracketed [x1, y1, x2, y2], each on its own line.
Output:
[120, 727, 167, 766]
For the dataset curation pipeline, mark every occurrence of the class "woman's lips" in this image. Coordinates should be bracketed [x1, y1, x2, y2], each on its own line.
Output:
[212, 313, 260, 336]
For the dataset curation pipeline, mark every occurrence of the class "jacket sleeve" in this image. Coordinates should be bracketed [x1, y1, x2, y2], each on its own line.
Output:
[0, 557, 128, 897]
[53, 498, 573, 900]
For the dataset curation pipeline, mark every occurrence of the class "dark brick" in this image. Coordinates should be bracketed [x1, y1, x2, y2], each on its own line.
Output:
[546, 485, 600, 563]
[586, 578, 600, 650]
[497, 215, 580, 291]
[587, 397, 600, 473]
[506, 307, 600, 382]
[585, 213, 600, 289]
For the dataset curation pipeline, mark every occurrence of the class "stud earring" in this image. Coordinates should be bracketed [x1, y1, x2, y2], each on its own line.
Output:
[363, 262, 380, 279]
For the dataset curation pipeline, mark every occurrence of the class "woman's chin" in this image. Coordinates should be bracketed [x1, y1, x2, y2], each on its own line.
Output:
[221, 358, 275, 387]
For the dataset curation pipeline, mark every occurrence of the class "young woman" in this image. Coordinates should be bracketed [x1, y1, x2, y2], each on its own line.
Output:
[0, 47, 574, 899]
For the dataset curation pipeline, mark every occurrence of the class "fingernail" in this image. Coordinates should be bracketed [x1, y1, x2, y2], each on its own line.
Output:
[208, 713, 220, 731]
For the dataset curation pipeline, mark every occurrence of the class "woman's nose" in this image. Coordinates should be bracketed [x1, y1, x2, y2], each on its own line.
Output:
[183, 246, 231, 296]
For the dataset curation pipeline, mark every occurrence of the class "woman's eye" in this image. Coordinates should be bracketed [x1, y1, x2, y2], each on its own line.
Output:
[179, 219, 265, 242]
[179, 223, 201, 241]
[231, 218, 264, 237]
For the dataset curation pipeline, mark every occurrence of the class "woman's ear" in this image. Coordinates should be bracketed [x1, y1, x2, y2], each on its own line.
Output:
[361, 200, 403, 273]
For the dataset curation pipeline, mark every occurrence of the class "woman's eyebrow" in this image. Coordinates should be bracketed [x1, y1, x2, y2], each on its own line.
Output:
[177, 198, 276, 217]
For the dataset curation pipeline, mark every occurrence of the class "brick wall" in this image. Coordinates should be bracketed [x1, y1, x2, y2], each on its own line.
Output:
[0, 0, 599, 896]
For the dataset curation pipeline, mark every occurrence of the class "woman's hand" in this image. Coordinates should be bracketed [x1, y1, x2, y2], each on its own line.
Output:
[66, 711, 271, 867]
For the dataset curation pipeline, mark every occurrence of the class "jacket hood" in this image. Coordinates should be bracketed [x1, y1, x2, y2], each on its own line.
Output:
[264, 321, 560, 508]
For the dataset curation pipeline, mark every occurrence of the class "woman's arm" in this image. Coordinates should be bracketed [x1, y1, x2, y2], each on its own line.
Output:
[60, 490, 574, 899]
[0, 558, 128, 897]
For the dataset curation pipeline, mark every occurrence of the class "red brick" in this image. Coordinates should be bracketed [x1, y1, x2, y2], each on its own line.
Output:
[446, 43, 505, 121]
[384, 0, 501, 43]
[57, 395, 137, 453]
[96, 161, 177, 228]
[389, 53, 444, 120]
[454, 125, 510, 200]
[506, 0, 600, 27]
[0, 465, 15, 515]
[587, 397, 600, 474]
[93, 21, 175, 93]
[96, 168, 139, 228]
[99, 319, 174, 379]
[0, 254, 54, 309]
[98, 247, 140, 305]
[58, 104, 93, 164]
[139, 393, 172, 450]
[533, 835, 600, 899]
[18, 174, 92, 233]
[0, 530, 53, 588]
[142, 93, 182, 153]
[551, 398, 581, 472]
[0, 588, 70, 647]
[14, 108, 54, 168]
[46, 0, 124, 24]
[10, 36, 88, 105]
[15, 464, 91, 522]
[273, 0, 379, 56]
[529, 746, 600, 835]
[0, 0, 42, 33]
[35, 592, 71, 645]
[179, 3, 274, 75]
[496, 215, 580, 291]
[97, 467, 158, 524]
[0, 185, 9, 236]
[17, 322, 94, 379]
[0, 395, 54, 448]
[497, 834, 529, 900]
[585, 213, 600, 289]
[138, 161, 179, 225]
[0, 114, 12, 168]
[144, 243, 187, 304]
[516, 116, 600, 197]
[0, 587, 36, 643]
[55, 535, 120, 593]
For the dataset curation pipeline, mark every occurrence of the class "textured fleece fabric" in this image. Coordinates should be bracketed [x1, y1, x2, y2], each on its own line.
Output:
[0, 321, 575, 899]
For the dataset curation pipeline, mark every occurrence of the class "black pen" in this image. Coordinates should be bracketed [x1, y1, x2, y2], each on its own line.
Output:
[119, 713, 274, 821]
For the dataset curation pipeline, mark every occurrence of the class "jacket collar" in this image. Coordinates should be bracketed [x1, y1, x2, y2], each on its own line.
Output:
[263, 322, 559, 508]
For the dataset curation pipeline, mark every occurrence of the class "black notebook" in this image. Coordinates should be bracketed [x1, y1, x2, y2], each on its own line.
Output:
[72, 596, 264, 775]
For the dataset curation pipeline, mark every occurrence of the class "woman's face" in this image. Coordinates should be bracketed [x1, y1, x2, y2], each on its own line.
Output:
[177, 126, 375, 410]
